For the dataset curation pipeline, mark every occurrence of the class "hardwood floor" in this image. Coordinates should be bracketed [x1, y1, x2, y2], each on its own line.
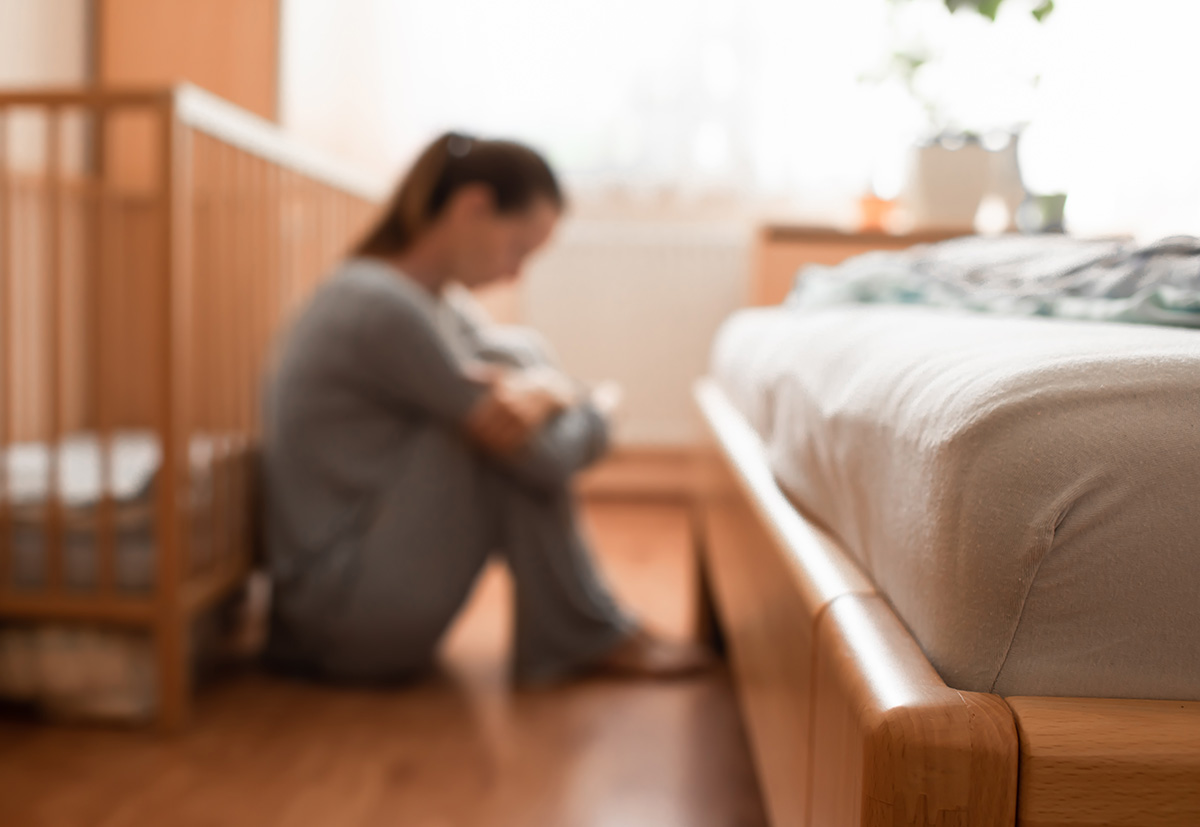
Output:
[0, 501, 767, 827]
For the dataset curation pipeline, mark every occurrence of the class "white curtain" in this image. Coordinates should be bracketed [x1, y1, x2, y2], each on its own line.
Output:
[281, 0, 1200, 237]
[0, 0, 87, 86]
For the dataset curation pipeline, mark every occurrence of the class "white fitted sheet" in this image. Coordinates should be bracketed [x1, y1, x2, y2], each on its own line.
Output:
[712, 305, 1200, 700]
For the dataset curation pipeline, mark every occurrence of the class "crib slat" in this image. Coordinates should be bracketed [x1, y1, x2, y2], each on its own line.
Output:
[108, 150, 131, 591]
[154, 105, 194, 730]
[45, 108, 65, 594]
[269, 162, 282, 361]
[324, 184, 333, 273]
[93, 104, 117, 595]
[187, 133, 207, 572]
[229, 146, 246, 567]
[253, 154, 267, 436]
[325, 184, 333, 273]
[244, 151, 255, 437]
[303, 177, 313, 283]
[212, 134, 226, 572]
[223, 147, 236, 455]
[201, 134, 217, 571]
[232, 152, 251, 567]
[250, 156, 263, 437]
[291, 174, 302, 295]
[0, 111, 10, 591]
[231, 147, 248, 566]
[233, 149, 248, 441]
[214, 138, 233, 571]
[292, 170, 304, 311]
[226, 141, 240, 569]
[220, 150, 238, 574]
[235, 155, 265, 568]
[193, 134, 212, 575]
[280, 169, 293, 319]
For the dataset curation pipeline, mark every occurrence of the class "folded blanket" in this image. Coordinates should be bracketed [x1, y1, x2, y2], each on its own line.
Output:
[787, 234, 1200, 327]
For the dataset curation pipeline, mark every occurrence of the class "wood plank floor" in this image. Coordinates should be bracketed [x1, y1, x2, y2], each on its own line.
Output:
[0, 501, 767, 827]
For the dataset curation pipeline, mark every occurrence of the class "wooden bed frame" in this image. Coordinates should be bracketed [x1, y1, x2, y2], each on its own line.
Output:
[693, 378, 1200, 827]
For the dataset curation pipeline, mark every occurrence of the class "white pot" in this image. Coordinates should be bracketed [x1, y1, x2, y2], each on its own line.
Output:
[901, 135, 1024, 231]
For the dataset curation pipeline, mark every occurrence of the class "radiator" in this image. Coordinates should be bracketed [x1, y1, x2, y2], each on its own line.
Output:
[522, 220, 751, 447]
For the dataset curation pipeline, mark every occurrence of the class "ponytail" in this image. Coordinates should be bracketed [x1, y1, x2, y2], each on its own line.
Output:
[353, 132, 564, 258]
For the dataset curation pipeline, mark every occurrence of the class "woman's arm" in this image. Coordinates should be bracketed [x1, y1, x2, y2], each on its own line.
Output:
[352, 286, 561, 457]
[435, 284, 618, 484]
[501, 402, 611, 490]
[353, 289, 490, 423]
[486, 378, 621, 491]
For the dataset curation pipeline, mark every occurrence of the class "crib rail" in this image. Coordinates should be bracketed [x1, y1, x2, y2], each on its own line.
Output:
[0, 85, 380, 727]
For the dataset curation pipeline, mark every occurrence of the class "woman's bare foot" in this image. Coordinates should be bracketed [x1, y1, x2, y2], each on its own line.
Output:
[591, 628, 715, 679]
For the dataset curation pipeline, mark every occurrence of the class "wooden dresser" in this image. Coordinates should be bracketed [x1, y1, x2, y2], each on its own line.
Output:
[750, 224, 969, 306]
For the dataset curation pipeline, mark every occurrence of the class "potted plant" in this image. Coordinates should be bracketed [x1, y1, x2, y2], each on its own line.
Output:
[946, 0, 1053, 21]
[864, 0, 1054, 231]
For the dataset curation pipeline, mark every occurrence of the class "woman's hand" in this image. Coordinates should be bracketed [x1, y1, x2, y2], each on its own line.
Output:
[588, 380, 623, 418]
[464, 368, 577, 456]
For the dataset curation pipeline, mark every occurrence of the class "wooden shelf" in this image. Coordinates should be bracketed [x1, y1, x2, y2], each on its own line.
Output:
[751, 224, 970, 306]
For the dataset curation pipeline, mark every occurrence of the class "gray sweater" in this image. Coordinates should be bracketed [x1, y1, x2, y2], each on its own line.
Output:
[262, 257, 610, 582]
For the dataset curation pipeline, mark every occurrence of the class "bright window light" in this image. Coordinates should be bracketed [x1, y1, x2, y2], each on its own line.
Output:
[282, 0, 1200, 236]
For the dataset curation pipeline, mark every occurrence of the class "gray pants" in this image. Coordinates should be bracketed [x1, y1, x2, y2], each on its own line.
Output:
[267, 425, 634, 684]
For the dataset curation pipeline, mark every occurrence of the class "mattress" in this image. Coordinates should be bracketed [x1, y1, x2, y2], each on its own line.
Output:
[1, 431, 225, 592]
[712, 304, 1200, 700]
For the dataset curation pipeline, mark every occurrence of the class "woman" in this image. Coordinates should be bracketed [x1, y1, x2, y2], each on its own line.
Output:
[262, 132, 710, 685]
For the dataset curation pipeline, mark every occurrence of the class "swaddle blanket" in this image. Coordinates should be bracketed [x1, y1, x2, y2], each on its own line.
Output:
[788, 234, 1200, 327]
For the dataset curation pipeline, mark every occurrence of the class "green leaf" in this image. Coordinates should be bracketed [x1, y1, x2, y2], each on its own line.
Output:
[943, 0, 1002, 21]
[895, 50, 928, 72]
[977, 0, 1003, 20]
[1032, 0, 1054, 21]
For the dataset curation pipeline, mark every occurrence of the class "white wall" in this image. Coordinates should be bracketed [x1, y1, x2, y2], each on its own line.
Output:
[277, 2, 752, 448]
[0, 1, 89, 173]
[0, 0, 88, 86]
[277, 0, 400, 182]
[524, 220, 750, 447]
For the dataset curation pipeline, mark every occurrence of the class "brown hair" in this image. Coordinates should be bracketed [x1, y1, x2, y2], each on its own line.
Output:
[353, 132, 565, 257]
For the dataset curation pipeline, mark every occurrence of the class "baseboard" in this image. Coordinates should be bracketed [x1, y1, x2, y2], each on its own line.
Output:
[577, 445, 719, 502]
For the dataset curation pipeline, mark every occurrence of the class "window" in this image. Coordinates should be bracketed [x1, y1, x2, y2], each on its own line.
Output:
[282, 0, 1200, 236]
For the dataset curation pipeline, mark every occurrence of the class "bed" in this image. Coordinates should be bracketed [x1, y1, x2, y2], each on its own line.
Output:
[696, 301, 1200, 826]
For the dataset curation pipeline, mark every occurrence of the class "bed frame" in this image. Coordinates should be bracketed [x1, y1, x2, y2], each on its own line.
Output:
[0, 86, 379, 728]
[693, 378, 1200, 827]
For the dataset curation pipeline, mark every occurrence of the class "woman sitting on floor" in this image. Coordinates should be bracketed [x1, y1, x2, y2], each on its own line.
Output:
[262, 132, 711, 685]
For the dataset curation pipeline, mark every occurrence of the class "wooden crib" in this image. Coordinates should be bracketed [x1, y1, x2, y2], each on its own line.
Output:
[0, 85, 381, 729]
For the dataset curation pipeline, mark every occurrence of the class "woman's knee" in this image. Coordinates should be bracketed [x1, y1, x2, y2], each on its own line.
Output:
[499, 444, 575, 491]
[370, 424, 491, 524]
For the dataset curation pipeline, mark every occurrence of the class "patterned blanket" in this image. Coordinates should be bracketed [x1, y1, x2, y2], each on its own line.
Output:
[787, 234, 1200, 327]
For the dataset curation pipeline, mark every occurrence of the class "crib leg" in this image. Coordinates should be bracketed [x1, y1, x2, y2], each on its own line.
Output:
[155, 616, 192, 731]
